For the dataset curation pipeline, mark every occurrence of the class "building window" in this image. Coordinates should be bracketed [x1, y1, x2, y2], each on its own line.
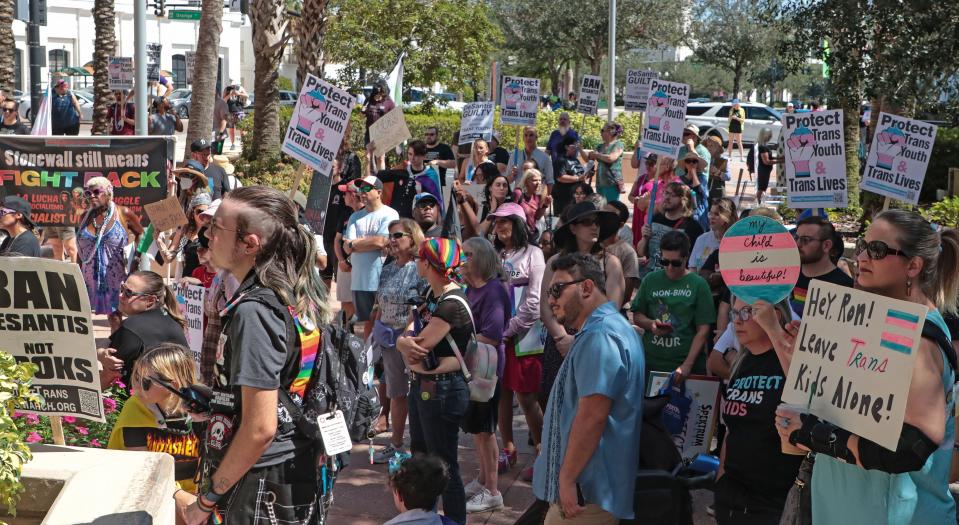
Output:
[172, 54, 187, 89]
[14, 49, 22, 91]
[49, 49, 69, 73]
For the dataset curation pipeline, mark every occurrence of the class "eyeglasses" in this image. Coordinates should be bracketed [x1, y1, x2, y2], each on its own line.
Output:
[796, 235, 825, 246]
[547, 279, 586, 299]
[659, 258, 685, 268]
[83, 188, 106, 198]
[729, 306, 754, 323]
[572, 217, 597, 227]
[855, 238, 910, 260]
[0, 209, 15, 217]
[120, 284, 156, 300]
[209, 219, 237, 235]
[389, 231, 409, 239]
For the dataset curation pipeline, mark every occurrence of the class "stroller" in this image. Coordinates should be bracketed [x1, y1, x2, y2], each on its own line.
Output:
[513, 395, 715, 525]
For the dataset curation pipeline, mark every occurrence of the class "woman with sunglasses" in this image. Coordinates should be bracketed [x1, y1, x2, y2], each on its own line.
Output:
[370, 219, 427, 465]
[77, 176, 143, 314]
[97, 270, 187, 391]
[397, 238, 473, 525]
[714, 297, 802, 523]
[773, 211, 959, 525]
[586, 123, 625, 202]
[631, 230, 714, 380]
[108, 343, 200, 515]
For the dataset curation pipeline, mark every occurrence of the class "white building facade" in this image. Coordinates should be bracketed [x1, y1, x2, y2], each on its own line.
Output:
[10, 0, 248, 94]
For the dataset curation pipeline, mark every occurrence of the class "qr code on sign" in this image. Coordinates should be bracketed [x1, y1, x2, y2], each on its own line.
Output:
[906, 190, 916, 201]
[833, 192, 844, 205]
[79, 389, 102, 418]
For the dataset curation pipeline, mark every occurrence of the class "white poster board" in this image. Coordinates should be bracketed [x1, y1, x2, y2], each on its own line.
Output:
[459, 102, 495, 145]
[782, 110, 847, 209]
[107, 57, 133, 91]
[782, 281, 926, 450]
[369, 106, 412, 157]
[1, 258, 104, 422]
[861, 112, 937, 205]
[640, 79, 689, 158]
[625, 69, 658, 112]
[648, 373, 721, 459]
[500, 76, 540, 126]
[146, 43, 162, 82]
[281, 74, 356, 178]
[577, 75, 602, 116]
[176, 283, 205, 371]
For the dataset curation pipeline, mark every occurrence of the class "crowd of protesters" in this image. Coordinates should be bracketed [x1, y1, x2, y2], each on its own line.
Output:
[5, 102, 959, 525]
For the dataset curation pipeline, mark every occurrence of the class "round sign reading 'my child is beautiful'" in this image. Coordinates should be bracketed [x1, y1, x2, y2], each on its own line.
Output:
[719, 215, 800, 305]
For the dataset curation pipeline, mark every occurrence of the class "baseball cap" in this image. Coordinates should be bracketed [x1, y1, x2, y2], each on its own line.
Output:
[414, 192, 439, 207]
[1, 196, 33, 227]
[683, 123, 700, 136]
[191, 138, 212, 152]
[486, 202, 526, 223]
[353, 176, 383, 191]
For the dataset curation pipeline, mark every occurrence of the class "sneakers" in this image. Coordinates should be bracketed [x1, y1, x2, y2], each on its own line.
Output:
[372, 443, 405, 464]
[706, 504, 715, 516]
[466, 488, 504, 513]
[464, 478, 484, 500]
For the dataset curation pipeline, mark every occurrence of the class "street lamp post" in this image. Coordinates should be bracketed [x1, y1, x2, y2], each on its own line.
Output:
[134, 0, 148, 134]
[607, 0, 616, 123]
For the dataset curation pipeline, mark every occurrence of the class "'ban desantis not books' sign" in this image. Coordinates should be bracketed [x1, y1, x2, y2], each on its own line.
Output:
[2, 258, 104, 422]
[782, 281, 926, 450]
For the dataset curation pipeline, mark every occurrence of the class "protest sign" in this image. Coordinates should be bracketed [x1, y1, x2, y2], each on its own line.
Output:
[861, 112, 937, 205]
[782, 281, 927, 450]
[577, 75, 602, 116]
[107, 57, 133, 91]
[144, 195, 188, 232]
[648, 373, 721, 459]
[146, 43, 162, 82]
[641, 79, 689, 158]
[369, 106, 412, 157]
[719, 215, 800, 305]
[281, 74, 356, 178]
[0, 136, 170, 227]
[625, 69, 658, 112]
[1, 258, 104, 422]
[176, 283, 205, 371]
[782, 109, 847, 208]
[500, 76, 540, 126]
[459, 102, 495, 145]
[185, 51, 196, 84]
[304, 168, 332, 236]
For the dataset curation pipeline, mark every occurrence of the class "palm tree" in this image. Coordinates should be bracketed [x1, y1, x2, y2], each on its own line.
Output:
[0, 0, 16, 90]
[185, 0, 223, 161]
[295, 0, 330, 87]
[249, 0, 290, 157]
[91, 0, 116, 135]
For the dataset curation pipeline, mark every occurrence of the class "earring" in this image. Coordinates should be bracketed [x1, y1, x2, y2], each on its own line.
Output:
[906, 279, 912, 297]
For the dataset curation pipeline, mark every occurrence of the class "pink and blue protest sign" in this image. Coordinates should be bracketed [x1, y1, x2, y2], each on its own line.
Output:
[861, 112, 937, 205]
[719, 215, 800, 305]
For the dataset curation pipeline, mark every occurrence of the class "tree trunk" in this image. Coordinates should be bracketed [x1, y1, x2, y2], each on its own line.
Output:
[838, 93, 861, 209]
[295, 0, 329, 88]
[185, 0, 223, 161]
[732, 65, 742, 100]
[0, 0, 14, 89]
[91, 0, 116, 135]
[250, 0, 289, 158]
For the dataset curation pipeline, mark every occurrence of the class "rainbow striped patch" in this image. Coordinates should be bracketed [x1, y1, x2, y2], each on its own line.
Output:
[288, 306, 320, 399]
[881, 309, 920, 355]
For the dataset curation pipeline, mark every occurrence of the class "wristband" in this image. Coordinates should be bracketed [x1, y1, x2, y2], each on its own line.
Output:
[202, 490, 223, 504]
[196, 497, 215, 513]
[789, 413, 856, 463]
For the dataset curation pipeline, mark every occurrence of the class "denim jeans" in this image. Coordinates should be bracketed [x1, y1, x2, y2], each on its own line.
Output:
[408, 374, 469, 525]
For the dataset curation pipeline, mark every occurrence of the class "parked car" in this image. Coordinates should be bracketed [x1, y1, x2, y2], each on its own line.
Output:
[279, 90, 298, 106]
[169, 88, 192, 118]
[685, 101, 782, 145]
[359, 85, 465, 112]
[18, 90, 93, 123]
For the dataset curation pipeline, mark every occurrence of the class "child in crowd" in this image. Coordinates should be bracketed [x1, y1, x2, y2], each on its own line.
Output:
[384, 455, 458, 525]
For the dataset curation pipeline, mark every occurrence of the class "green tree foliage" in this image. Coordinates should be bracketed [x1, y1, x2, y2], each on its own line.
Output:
[0, 354, 38, 520]
[687, 0, 780, 98]
[323, 0, 502, 93]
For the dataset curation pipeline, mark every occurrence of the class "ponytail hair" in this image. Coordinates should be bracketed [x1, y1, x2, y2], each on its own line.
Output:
[876, 210, 959, 315]
[130, 270, 186, 329]
[226, 186, 332, 327]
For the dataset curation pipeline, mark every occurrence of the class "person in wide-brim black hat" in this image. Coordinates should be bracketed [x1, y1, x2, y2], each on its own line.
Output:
[553, 200, 620, 252]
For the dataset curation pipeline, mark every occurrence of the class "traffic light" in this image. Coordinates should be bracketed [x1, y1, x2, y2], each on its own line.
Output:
[154, 0, 165, 17]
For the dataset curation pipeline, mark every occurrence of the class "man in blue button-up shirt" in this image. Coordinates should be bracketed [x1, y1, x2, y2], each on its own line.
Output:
[533, 253, 645, 524]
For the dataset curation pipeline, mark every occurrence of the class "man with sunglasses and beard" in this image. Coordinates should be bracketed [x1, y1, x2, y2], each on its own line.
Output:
[631, 230, 714, 381]
[0, 98, 29, 134]
[790, 216, 854, 316]
[534, 253, 644, 525]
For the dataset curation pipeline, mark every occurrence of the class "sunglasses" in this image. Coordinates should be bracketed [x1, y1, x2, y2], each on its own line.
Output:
[547, 279, 586, 300]
[2, 108, 16, 113]
[683, 159, 699, 164]
[389, 231, 409, 239]
[729, 306, 754, 323]
[120, 284, 156, 300]
[659, 258, 685, 268]
[415, 200, 437, 209]
[140, 375, 173, 391]
[357, 184, 376, 193]
[194, 208, 209, 215]
[855, 238, 910, 260]
[572, 217, 598, 227]
[83, 188, 106, 198]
